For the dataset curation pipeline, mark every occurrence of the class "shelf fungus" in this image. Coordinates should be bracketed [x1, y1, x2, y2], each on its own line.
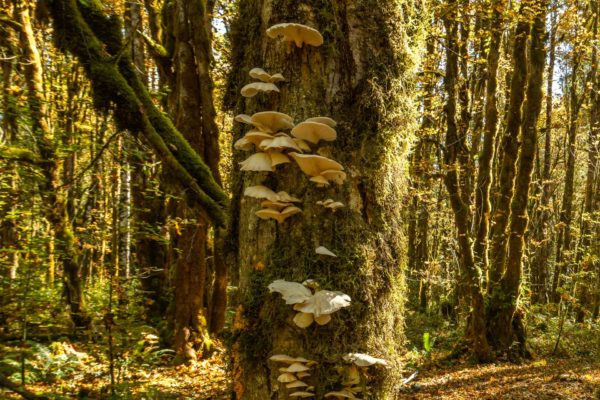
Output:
[305, 116, 337, 127]
[289, 153, 346, 186]
[243, 185, 280, 202]
[291, 121, 337, 144]
[266, 23, 323, 48]
[234, 130, 274, 151]
[249, 67, 285, 83]
[269, 353, 316, 398]
[241, 82, 280, 97]
[269, 279, 351, 328]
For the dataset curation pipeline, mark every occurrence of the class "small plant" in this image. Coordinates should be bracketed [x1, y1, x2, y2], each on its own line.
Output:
[423, 332, 435, 360]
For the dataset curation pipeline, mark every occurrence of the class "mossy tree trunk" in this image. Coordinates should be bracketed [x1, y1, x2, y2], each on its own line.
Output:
[15, 0, 90, 329]
[226, 0, 422, 397]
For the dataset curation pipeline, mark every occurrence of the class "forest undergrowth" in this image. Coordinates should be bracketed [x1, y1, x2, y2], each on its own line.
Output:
[2, 306, 598, 399]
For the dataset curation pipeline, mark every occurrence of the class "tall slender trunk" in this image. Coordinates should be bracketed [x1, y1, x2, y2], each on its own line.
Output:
[15, 0, 89, 329]
[487, 0, 547, 354]
[530, 6, 556, 303]
[472, 0, 506, 271]
[442, 0, 492, 362]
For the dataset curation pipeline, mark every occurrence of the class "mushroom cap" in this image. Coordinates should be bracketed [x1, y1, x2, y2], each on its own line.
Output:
[277, 372, 298, 383]
[297, 371, 311, 378]
[233, 137, 254, 151]
[269, 151, 291, 167]
[295, 290, 351, 317]
[289, 153, 343, 177]
[310, 175, 330, 186]
[291, 121, 337, 144]
[324, 390, 357, 399]
[343, 353, 388, 367]
[268, 280, 312, 305]
[305, 116, 337, 127]
[263, 135, 302, 152]
[240, 153, 273, 171]
[289, 392, 315, 398]
[234, 114, 253, 125]
[261, 200, 293, 210]
[241, 82, 280, 97]
[286, 363, 310, 373]
[269, 73, 286, 83]
[317, 199, 345, 210]
[293, 312, 314, 328]
[244, 185, 279, 201]
[248, 67, 271, 82]
[255, 206, 301, 223]
[286, 380, 308, 389]
[294, 138, 312, 152]
[270, 354, 298, 363]
[235, 131, 274, 151]
[316, 246, 337, 257]
[314, 314, 332, 326]
[249, 68, 286, 83]
[276, 191, 301, 203]
[266, 23, 324, 48]
[251, 111, 294, 133]
[321, 169, 347, 185]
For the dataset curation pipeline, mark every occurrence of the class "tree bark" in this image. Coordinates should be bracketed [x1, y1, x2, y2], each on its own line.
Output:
[228, 0, 423, 396]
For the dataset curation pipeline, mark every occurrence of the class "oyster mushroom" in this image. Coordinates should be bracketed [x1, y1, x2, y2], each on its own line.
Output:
[317, 199, 345, 211]
[291, 121, 337, 144]
[289, 153, 345, 186]
[251, 111, 294, 133]
[266, 23, 324, 47]
[305, 116, 337, 127]
[249, 67, 286, 83]
[240, 152, 273, 171]
[290, 392, 315, 398]
[255, 206, 302, 224]
[268, 280, 313, 305]
[343, 353, 388, 367]
[244, 185, 279, 201]
[241, 82, 280, 97]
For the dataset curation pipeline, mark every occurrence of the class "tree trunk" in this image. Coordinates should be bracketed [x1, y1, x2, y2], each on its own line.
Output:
[15, 0, 90, 329]
[227, 0, 423, 396]
[441, 0, 492, 362]
[486, 0, 546, 355]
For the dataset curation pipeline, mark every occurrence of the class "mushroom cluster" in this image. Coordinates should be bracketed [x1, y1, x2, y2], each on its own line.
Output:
[268, 280, 351, 328]
[244, 185, 302, 224]
[270, 354, 317, 398]
[316, 199, 345, 212]
[323, 354, 388, 399]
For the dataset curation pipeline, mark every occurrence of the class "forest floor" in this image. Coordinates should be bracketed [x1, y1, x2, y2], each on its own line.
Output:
[1, 306, 599, 399]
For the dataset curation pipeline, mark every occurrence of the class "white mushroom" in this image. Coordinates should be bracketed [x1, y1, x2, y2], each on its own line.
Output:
[305, 116, 337, 127]
[255, 206, 302, 224]
[269, 151, 291, 167]
[295, 290, 351, 318]
[316, 246, 337, 257]
[289, 153, 344, 186]
[266, 23, 324, 48]
[317, 199, 345, 211]
[321, 169, 347, 185]
[263, 135, 303, 152]
[286, 363, 310, 373]
[287, 380, 309, 389]
[249, 67, 286, 83]
[234, 131, 274, 151]
[241, 82, 280, 97]
[234, 114, 253, 125]
[277, 191, 301, 203]
[261, 200, 293, 210]
[268, 280, 313, 305]
[244, 185, 279, 201]
[291, 121, 337, 144]
[240, 153, 273, 171]
[289, 392, 315, 398]
[251, 111, 294, 133]
[278, 372, 298, 383]
[343, 353, 388, 367]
